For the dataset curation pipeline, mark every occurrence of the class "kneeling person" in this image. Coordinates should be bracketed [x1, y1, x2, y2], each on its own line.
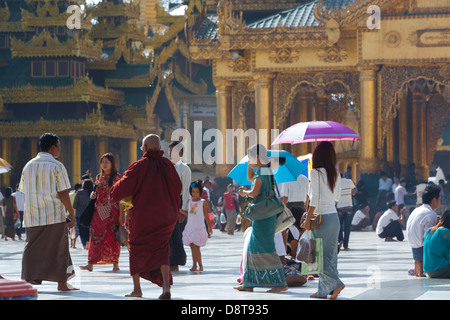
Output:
[376, 200, 406, 241]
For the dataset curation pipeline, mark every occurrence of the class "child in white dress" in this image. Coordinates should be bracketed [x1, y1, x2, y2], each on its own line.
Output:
[181, 180, 213, 271]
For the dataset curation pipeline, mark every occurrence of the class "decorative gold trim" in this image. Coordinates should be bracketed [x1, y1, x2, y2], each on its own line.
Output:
[227, 56, 250, 73]
[317, 45, 348, 63]
[0, 2, 10, 22]
[378, 65, 449, 152]
[145, 75, 178, 123]
[20, 6, 92, 29]
[159, 38, 191, 64]
[0, 111, 145, 140]
[173, 64, 208, 94]
[87, 1, 140, 20]
[105, 73, 152, 88]
[11, 30, 102, 59]
[314, 0, 405, 28]
[0, 77, 124, 106]
[90, 20, 146, 42]
[268, 48, 301, 64]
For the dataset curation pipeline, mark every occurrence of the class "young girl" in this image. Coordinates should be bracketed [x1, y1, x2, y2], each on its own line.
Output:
[181, 180, 213, 272]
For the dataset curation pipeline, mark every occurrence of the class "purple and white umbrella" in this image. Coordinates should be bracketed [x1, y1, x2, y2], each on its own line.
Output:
[272, 121, 361, 145]
[0, 158, 12, 174]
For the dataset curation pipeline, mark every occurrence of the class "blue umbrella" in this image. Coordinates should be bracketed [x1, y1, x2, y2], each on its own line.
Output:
[227, 150, 307, 186]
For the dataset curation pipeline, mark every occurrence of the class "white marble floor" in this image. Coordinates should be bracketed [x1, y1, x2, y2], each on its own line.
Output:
[1, 227, 450, 301]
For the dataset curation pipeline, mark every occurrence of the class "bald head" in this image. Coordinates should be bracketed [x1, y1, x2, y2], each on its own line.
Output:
[142, 134, 161, 152]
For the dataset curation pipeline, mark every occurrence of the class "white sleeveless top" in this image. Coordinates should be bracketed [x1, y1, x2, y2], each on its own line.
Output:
[308, 168, 341, 215]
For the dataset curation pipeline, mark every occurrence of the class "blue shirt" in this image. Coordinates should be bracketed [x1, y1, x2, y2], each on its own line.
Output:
[423, 227, 450, 272]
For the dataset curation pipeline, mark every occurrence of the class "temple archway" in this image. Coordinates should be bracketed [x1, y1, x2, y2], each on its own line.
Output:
[383, 76, 449, 180]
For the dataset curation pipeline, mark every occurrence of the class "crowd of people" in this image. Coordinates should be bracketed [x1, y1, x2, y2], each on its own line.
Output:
[1, 131, 450, 299]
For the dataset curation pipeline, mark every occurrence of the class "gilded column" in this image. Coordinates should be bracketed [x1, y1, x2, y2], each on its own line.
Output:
[358, 68, 378, 175]
[386, 117, 399, 175]
[412, 92, 428, 179]
[129, 139, 137, 164]
[316, 95, 328, 121]
[292, 93, 309, 157]
[398, 94, 409, 177]
[215, 80, 233, 177]
[254, 73, 275, 148]
[98, 138, 107, 160]
[2, 138, 10, 187]
[30, 138, 38, 158]
[72, 137, 81, 184]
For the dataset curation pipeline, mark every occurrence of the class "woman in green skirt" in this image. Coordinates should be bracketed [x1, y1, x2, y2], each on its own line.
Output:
[235, 144, 288, 293]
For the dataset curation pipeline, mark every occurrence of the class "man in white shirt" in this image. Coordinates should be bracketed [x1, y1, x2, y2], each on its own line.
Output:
[351, 204, 369, 231]
[376, 171, 393, 212]
[168, 141, 191, 272]
[280, 173, 308, 210]
[395, 178, 415, 212]
[337, 174, 356, 250]
[376, 200, 406, 241]
[19, 133, 77, 291]
[406, 184, 441, 277]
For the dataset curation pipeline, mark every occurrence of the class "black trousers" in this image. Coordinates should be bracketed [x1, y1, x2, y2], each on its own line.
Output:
[378, 220, 404, 241]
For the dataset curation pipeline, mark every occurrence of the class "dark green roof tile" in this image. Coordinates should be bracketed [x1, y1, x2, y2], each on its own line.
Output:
[248, 0, 319, 28]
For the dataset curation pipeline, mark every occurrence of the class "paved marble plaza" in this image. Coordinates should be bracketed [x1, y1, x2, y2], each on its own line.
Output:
[1, 228, 450, 300]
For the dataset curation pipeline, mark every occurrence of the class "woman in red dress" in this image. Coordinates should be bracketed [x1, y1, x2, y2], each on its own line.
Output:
[80, 153, 124, 272]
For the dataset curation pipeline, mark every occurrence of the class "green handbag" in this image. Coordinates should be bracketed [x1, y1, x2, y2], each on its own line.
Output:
[243, 170, 284, 221]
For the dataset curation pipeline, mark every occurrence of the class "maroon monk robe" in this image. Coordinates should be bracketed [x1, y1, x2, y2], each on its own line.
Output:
[110, 150, 182, 287]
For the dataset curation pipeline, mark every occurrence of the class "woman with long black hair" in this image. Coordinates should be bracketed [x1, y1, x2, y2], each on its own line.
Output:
[80, 153, 124, 272]
[303, 141, 344, 299]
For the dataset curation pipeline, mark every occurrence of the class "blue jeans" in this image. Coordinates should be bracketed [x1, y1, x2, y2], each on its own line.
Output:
[312, 213, 344, 297]
[337, 207, 353, 249]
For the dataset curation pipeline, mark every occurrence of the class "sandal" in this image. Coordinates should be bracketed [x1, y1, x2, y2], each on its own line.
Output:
[233, 286, 253, 292]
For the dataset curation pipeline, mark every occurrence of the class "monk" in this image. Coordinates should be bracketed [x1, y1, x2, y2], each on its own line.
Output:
[110, 134, 182, 299]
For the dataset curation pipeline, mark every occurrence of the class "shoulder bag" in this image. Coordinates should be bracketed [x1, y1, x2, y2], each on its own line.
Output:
[272, 181, 295, 234]
[79, 185, 97, 227]
[243, 168, 284, 221]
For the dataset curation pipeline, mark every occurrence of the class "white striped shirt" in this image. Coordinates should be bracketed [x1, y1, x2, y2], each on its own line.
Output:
[18, 152, 72, 227]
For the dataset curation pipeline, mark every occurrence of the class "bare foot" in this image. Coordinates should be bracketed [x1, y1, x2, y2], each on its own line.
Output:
[113, 264, 120, 272]
[125, 290, 142, 298]
[415, 273, 426, 277]
[267, 287, 288, 293]
[159, 291, 171, 300]
[310, 292, 326, 299]
[79, 265, 93, 272]
[57, 283, 79, 291]
[329, 284, 345, 300]
[233, 286, 253, 292]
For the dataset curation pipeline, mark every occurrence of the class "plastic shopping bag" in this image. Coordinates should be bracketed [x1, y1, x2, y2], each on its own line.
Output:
[301, 233, 323, 275]
[296, 230, 315, 263]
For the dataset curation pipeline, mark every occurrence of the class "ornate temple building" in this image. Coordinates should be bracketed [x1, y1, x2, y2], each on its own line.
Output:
[0, 0, 215, 187]
[0, 0, 448, 194]
[188, 0, 450, 194]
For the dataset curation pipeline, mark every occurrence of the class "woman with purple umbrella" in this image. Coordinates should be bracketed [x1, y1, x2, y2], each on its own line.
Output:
[303, 141, 345, 299]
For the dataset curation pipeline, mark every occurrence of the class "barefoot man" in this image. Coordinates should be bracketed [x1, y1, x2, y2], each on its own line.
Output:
[110, 134, 181, 299]
[19, 133, 78, 291]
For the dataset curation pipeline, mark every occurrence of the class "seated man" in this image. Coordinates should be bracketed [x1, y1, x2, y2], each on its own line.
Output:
[351, 204, 370, 231]
[376, 200, 406, 241]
